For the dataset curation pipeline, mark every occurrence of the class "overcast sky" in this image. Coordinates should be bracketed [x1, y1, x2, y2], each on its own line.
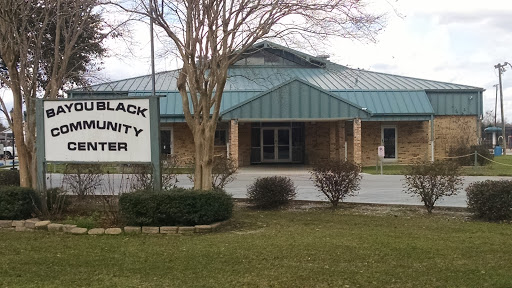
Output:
[1, 0, 512, 126]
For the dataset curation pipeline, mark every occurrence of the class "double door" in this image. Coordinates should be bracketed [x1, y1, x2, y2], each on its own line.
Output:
[261, 128, 291, 162]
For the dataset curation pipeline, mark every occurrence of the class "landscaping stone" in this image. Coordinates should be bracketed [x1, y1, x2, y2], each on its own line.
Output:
[177, 226, 195, 234]
[88, 228, 105, 235]
[124, 226, 141, 234]
[15, 226, 27, 232]
[105, 228, 122, 235]
[62, 224, 77, 233]
[35, 221, 51, 230]
[70, 228, 88, 235]
[24, 220, 38, 229]
[210, 222, 223, 230]
[0, 220, 12, 228]
[142, 226, 159, 234]
[47, 223, 63, 232]
[195, 225, 212, 233]
[12, 220, 25, 227]
[160, 226, 178, 234]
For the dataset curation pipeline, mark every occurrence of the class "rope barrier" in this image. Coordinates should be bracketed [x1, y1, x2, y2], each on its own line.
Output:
[477, 153, 512, 167]
[438, 153, 474, 159]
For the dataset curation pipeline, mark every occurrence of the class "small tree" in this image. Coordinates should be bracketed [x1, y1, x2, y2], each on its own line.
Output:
[403, 161, 463, 213]
[310, 160, 361, 208]
[116, 0, 385, 190]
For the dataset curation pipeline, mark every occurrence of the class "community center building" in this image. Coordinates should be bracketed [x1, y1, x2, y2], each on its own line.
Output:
[69, 41, 484, 167]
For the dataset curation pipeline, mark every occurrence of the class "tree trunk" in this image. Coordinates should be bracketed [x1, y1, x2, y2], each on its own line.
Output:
[192, 124, 215, 190]
[6, 63, 32, 188]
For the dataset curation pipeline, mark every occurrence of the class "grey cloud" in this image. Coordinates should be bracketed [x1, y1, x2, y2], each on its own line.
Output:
[435, 11, 512, 32]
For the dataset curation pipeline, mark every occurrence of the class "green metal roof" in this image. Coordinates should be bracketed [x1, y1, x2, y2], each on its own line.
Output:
[74, 65, 481, 93]
[332, 90, 434, 116]
[220, 79, 371, 121]
[68, 41, 484, 121]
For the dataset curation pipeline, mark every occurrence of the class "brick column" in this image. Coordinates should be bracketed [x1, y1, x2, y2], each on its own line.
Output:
[338, 121, 346, 161]
[353, 119, 362, 164]
[329, 122, 337, 160]
[229, 120, 239, 167]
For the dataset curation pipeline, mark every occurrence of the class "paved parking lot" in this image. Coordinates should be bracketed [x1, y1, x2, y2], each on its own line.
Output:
[44, 166, 512, 208]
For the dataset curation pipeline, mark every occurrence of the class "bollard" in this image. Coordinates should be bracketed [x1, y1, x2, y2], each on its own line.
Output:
[474, 150, 478, 167]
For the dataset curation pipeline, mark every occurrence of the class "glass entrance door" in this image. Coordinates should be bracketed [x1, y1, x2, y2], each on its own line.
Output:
[261, 128, 291, 162]
[381, 126, 396, 159]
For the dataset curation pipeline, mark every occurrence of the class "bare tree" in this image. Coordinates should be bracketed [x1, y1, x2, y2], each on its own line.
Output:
[0, 0, 119, 190]
[116, 0, 385, 190]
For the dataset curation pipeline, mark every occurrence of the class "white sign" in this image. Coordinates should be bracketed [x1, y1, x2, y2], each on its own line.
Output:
[378, 145, 385, 158]
[43, 99, 151, 162]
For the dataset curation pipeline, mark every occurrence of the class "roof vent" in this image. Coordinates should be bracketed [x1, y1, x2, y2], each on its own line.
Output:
[316, 54, 330, 59]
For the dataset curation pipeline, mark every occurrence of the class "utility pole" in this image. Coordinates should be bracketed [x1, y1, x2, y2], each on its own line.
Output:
[493, 84, 499, 127]
[495, 62, 511, 155]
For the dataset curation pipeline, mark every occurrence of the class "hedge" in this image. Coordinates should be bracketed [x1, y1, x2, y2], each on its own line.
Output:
[0, 186, 39, 220]
[0, 170, 20, 187]
[466, 180, 512, 221]
[119, 188, 233, 226]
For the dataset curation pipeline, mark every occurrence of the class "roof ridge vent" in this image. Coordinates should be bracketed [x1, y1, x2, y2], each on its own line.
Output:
[316, 54, 330, 59]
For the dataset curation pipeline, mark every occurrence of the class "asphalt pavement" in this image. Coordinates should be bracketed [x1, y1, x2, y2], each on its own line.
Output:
[44, 167, 512, 208]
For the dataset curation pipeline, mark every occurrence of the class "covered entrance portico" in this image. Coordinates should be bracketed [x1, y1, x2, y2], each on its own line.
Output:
[221, 79, 371, 167]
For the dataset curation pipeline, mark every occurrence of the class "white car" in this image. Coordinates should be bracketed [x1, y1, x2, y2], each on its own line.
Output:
[2, 146, 16, 159]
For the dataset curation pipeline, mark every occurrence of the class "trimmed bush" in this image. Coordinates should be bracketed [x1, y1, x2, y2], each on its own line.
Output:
[466, 180, 512, 221]
[0, 170, 20, 186]
[119, 188, 233, 226]
[247, 176, 296, 209]
[310, 160, 361, 208]
[0, 186, 39, 220]
[403, 161, 462, 213]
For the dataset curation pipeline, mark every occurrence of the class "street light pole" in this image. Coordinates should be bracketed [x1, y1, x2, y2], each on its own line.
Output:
[495, 62, 511, 155]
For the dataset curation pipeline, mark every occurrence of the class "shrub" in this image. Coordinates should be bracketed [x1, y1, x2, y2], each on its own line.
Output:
[0, 170, 20, 186]
[119, 188, 233, 226]
[403, 161, 462, 213]
[212, 155, 238, 189]
[188, 155, 238, 189]
[0, 186, 40, 220]
[246, 176, 296, 209]
[448, 144, 492, 166]
[46, 188, 71, 217]
[62, 164, 103, 198]
[310, 160, 361, 208]
[129, 154, 180, 191]
[466, 180, 512, 221]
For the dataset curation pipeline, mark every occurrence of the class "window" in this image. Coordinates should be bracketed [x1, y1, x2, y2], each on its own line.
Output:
[160, 128, 173, 155]
[214, 130, 227, 146]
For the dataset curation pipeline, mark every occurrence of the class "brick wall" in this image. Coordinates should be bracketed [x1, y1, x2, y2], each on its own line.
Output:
[360, 121, 430, 166]
[170, 123, 227, 166]
[305, 122, 330, 164]
[433, 115, 478, 159]
[237, 123, 252, 166]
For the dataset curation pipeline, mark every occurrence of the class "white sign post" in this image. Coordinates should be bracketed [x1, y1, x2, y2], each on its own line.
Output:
[378, 145, 385, 175]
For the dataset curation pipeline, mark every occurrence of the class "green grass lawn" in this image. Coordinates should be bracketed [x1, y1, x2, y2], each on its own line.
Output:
[1, 206, 512, 287]
[363, 155, 512, 176]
